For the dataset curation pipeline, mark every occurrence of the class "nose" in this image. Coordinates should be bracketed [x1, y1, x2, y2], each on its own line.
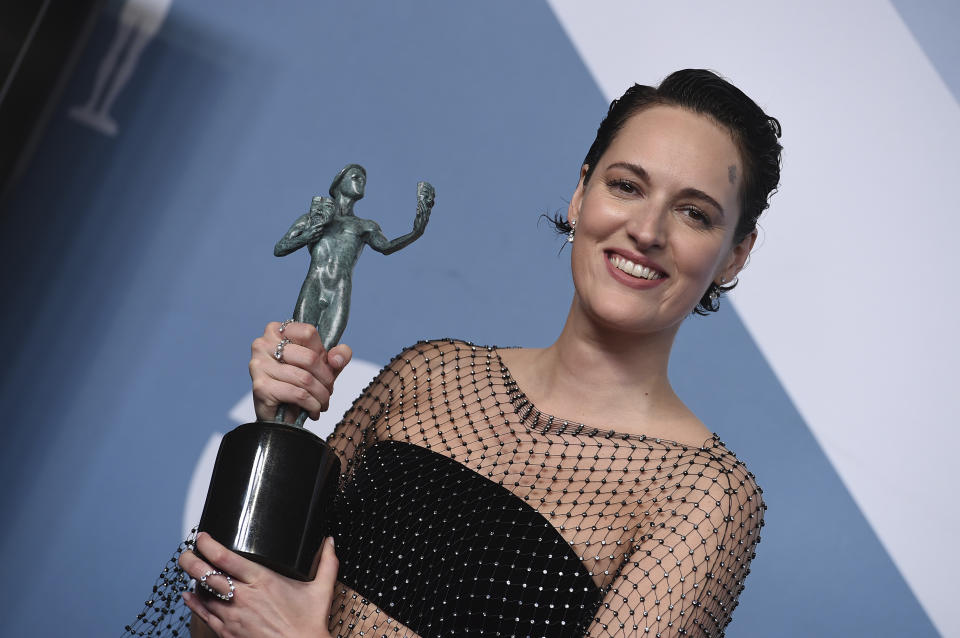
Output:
[625, 203, 667, 250]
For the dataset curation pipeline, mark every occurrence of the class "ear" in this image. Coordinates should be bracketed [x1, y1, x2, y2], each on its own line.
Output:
[717, 230, 757, 283]
[567, 165, 590, 225]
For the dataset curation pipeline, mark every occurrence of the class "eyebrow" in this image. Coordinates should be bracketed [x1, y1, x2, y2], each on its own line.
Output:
[605, 161, 726, 219]
[676, 187, 725, 219]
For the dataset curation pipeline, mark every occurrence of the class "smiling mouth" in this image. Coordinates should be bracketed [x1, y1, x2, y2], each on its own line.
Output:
[607, 253, 666, 280]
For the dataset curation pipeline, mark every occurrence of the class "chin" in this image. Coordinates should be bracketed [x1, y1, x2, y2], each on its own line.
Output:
[583, 293, 694, 338]
[583, 303, 666, 337]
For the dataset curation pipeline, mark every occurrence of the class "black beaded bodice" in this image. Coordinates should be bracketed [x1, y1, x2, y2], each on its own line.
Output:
[324, 340, 765, 638]
[333, 441, 602, 637]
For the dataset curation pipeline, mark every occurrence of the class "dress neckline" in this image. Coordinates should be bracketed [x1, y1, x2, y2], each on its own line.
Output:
[491, 345, 720, 450]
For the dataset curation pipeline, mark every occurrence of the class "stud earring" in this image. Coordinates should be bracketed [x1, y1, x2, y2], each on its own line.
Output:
[567, 219, 576, 243]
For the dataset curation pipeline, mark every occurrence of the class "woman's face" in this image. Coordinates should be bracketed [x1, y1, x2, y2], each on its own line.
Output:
[568, 105, 755, 336]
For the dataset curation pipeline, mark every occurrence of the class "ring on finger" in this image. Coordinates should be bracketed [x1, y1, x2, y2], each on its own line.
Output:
[279, 319, 294, 334]
[275, 338, 291, 362]
[199, 569, 236, 602]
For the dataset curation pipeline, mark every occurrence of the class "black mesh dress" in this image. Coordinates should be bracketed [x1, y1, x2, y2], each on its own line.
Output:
[324, 340, 764, 638]
[122, 339, 764, 638]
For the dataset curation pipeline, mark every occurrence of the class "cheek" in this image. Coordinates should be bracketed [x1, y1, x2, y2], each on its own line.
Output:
[576, 207, 624, 245]
[568, 234, 606, 296]
[673, 232, 727, 275]
[568, 239, 591, 282]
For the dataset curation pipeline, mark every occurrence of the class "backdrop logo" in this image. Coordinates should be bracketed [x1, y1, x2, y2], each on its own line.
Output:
[69, 0, 173, 136]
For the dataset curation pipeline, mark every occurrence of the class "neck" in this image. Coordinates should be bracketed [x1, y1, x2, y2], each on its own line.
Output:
[523, 296, 682, 425]
[335, 194, 356, 215]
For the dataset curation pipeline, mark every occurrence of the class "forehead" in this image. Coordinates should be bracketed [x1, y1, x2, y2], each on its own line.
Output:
[603, 106, 741, 201]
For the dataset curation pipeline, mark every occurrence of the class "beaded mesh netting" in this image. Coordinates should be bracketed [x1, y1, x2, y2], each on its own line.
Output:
[124, 339, 765, 638]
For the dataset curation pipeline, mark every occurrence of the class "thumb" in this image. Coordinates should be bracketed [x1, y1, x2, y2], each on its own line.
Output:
[312, 537, 339, 617]
[327, 344, 353, 373]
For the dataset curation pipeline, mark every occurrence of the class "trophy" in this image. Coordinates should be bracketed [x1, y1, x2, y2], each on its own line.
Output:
[197, 164, 436, 580]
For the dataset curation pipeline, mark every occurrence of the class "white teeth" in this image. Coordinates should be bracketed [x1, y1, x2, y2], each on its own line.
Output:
[609, 254, 663, 280]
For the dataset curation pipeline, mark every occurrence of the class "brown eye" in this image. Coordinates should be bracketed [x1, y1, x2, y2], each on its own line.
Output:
[681, 206, 711, 227]
[608, 179, 638, 194]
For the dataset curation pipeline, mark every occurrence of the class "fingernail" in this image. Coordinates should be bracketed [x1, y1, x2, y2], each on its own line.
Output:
[327, 536, 335, 549]
[331, 355, 344, 369]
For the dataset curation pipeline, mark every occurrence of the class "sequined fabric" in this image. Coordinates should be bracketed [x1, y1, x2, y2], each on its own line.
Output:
[333, 440, 603, 637]
[122, 534, 196, 636]
[324, 339, 765, 638]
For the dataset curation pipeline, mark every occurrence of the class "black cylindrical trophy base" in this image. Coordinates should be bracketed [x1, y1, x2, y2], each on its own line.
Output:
[198, 422, 341, 581]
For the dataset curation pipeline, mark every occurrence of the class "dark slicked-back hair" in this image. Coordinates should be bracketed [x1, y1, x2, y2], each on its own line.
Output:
[557, 69, 782, 315]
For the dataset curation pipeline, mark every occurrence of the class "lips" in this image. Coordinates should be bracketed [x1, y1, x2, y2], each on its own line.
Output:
[606, 252, 666, 281]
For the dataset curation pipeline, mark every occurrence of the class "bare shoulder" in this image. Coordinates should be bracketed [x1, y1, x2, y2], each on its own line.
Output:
[662, 406, 716, 447]
[494, 345, 542, 371]
[701, 436, 767, 536]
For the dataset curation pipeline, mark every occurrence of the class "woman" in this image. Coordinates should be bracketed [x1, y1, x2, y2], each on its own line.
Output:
[177, 69, 781, 638]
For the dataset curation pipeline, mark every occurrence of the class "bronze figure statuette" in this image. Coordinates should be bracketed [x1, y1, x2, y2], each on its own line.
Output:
[273, 164, 435, 426]
[198, 164, 436, 580]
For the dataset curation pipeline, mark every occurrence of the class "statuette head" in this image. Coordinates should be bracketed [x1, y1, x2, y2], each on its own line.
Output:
[329, 163, 367, 200]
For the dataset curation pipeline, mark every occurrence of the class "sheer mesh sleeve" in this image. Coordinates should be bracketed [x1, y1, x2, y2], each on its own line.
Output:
[324, 347, 411, 485]
[585, 461, 764, 637]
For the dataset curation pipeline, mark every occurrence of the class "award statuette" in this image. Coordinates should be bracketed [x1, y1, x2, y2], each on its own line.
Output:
[198, 164, 436, 580]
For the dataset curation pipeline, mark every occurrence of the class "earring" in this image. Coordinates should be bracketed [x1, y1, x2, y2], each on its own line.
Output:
[707, 278, 725, 311]
[567, 219, 576, 243]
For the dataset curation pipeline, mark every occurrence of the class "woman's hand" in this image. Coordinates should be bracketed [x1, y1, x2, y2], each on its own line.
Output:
[249, 321, 352, 423]
[179, 532, 338, 638]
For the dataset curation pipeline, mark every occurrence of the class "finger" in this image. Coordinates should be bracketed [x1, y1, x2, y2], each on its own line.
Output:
[182, 591, 227, 637]
[311, 537, 339, 619]
[315, 537, 339, 586]
[272, 321, 323, 352]
[178, 549, 214, 581]
[253, 338, 335, 391]
[252, 365, 330, 418]
[258, 328, 332, 383]
[265, 353, 334, 397]
[184, 560, 237, 603]
[308, 540, 325, 578]
[273, 343, 335, 384]
[262, 323, 326, 362]
[195, 532, 264, 583]
[273, 321, 325, 352]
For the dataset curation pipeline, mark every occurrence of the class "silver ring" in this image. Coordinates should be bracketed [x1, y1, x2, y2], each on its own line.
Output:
[199, 569, 235, 602]
[274, 338, 291, 362]
[279, 319, 294, 333]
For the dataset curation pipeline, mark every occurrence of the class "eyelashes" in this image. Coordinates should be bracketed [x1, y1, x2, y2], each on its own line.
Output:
[606, 178, 639, 195]
[605, 179, 714, 228]
[679, 206, 713, 228]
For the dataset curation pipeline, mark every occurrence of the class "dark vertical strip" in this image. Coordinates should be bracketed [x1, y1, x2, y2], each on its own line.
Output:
[0, 0, 104, 203]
